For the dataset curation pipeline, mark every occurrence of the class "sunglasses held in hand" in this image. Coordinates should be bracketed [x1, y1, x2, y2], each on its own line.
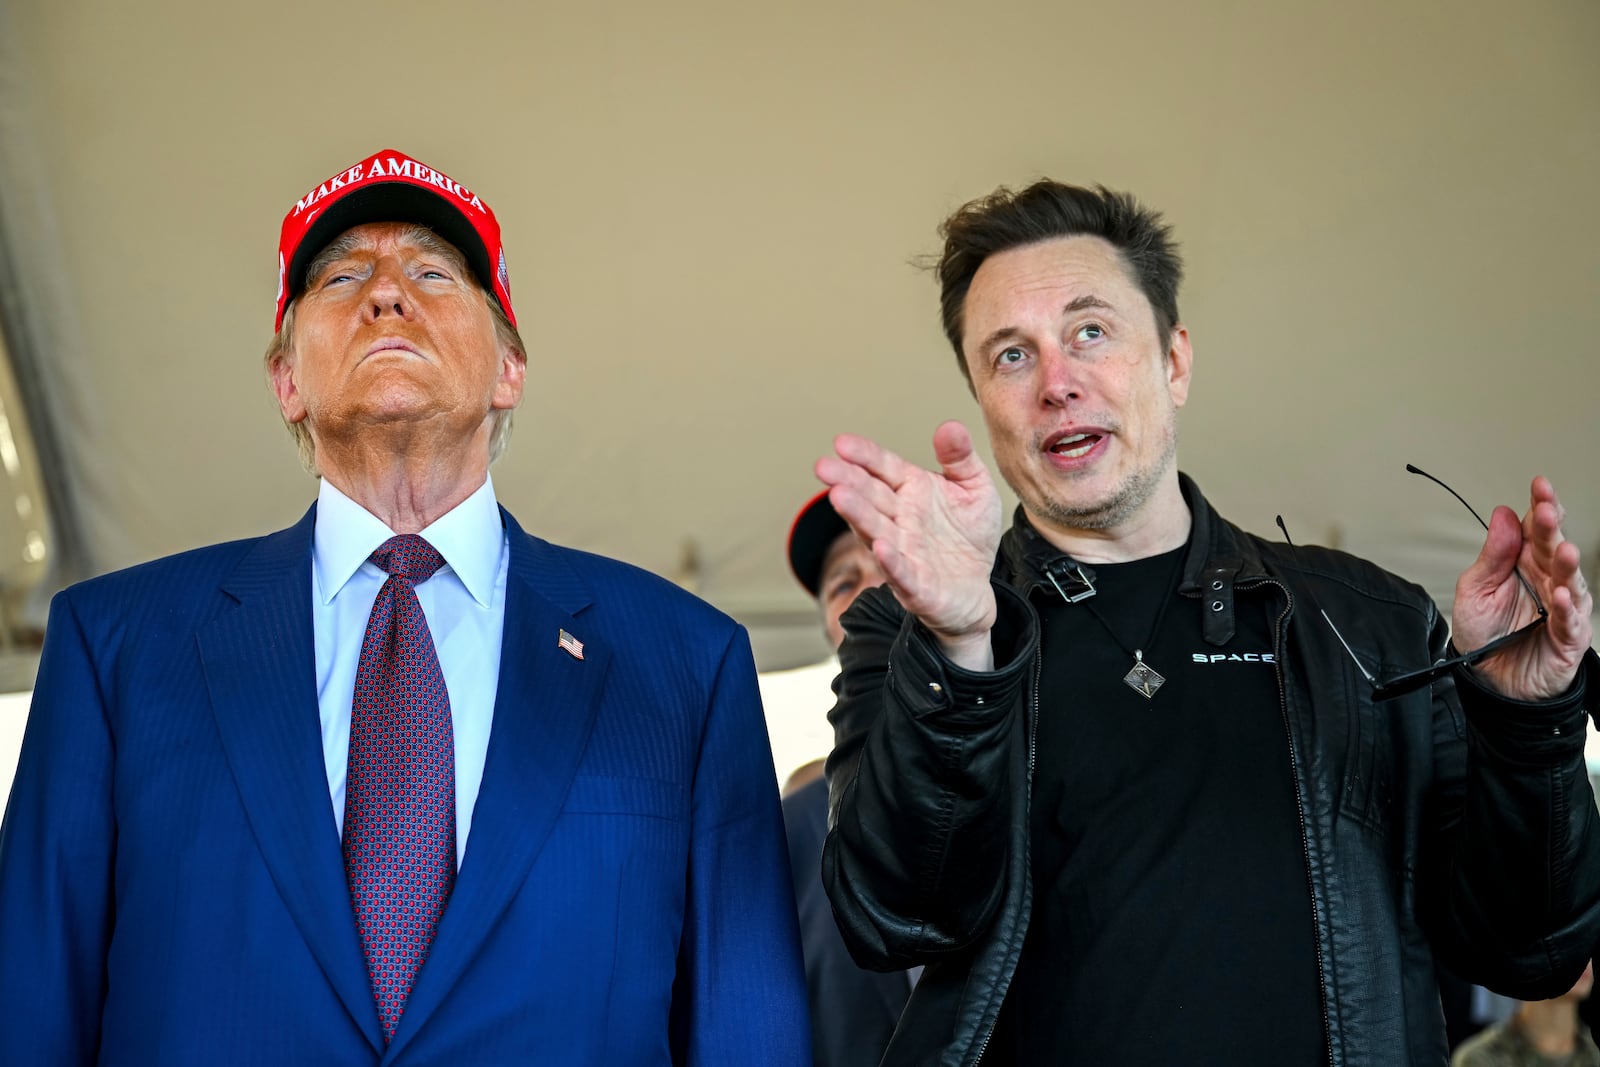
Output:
[1278, 465, 1548, 701]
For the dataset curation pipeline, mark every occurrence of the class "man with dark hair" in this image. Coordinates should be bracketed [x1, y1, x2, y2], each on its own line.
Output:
[817, 179, 1600, 1065]
[783, 490, 912, 1067]
[935, 183, 1182, 387]
[0, 148, 810, 1065]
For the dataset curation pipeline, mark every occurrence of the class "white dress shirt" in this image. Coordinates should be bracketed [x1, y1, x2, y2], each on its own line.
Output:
[312, 475, 508, 868]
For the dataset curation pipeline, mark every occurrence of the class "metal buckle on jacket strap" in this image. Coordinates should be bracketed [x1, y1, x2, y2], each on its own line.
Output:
[1043, 559, 1097, 602]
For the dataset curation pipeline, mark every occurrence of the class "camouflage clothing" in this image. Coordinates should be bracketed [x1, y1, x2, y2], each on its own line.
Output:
[1453, 1019, 1600, 1067]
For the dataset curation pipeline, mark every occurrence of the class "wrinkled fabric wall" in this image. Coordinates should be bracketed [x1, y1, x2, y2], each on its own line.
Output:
[0, 0, 1596, 673]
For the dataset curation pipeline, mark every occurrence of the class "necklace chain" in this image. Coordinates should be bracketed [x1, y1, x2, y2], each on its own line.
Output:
[1050, 551, 1184, 700]
[1081, 594, 1174, 699]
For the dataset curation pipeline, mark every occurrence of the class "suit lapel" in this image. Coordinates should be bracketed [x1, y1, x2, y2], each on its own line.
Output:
[197, 505, 385, 1055]
[387, 511, 610, 1061]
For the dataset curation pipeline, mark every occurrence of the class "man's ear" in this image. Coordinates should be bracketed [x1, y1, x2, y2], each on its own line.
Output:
[270, 353, 307, 424]
[492, 343, 527, 411]
[1166, 325, 1193, 409]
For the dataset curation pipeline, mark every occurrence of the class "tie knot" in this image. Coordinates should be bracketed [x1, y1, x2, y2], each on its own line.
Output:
[370, 534, 446, 584]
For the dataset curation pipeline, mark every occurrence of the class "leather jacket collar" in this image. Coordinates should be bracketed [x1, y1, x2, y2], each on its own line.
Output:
[995, 472, 1269, 648]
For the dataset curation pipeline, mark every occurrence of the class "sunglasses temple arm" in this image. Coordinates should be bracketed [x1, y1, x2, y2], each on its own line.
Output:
[1405, 464, 1548, 617]
[1406, 465, 1491, 529]
[1321, 609, 1379, 685]
[1511, 568, 1545, 615]
[1279, 516, 1383, 685]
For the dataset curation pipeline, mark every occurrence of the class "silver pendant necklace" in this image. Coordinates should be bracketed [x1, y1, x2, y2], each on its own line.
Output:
[1046, 555, 1178, 700]
[1121, 652, 1166, 699]
[1081, 591, 1174, 699]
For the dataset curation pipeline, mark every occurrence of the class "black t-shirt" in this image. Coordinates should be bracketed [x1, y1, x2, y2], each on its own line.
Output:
[990, 547, 1326, 1064]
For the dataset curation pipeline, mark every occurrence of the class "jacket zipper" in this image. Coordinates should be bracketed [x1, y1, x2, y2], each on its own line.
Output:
[971, 572, 1332, 1063]
[1236, 576, 1335, 1067]
[968, 642, 1043, 1067]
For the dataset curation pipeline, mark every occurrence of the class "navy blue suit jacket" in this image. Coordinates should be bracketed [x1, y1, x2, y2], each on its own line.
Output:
[0, 506, 810, 1065]
[783, 778, 909, 1067]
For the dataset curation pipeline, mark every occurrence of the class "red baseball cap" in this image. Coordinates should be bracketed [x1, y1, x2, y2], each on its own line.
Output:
[787, 489, 852, 598]
[274, 148, 514, 331]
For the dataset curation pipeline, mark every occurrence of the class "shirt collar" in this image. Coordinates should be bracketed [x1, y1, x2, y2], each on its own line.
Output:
[313, 475, 503, 607]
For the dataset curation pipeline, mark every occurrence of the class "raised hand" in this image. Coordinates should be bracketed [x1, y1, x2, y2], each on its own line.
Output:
[1451, 477, 1594, 701]
[816, 421, 1003, 671]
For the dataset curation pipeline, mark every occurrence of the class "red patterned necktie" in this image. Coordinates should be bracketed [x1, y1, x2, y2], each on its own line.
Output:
[342, 533, 456, 1043]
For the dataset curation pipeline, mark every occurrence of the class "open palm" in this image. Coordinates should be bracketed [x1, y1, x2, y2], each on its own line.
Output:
[816, 421, 1003, 669]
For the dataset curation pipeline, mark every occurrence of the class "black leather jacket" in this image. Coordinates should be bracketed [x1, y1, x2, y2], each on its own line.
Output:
[822, 475, 1600, 1067]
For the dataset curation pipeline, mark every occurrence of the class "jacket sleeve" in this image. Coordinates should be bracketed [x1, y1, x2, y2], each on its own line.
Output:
[1422, 607, 1600, 999]
[820, 582, 1038, 971]
[0, 591, 114, 1066]
[668, 624, 812, 1067]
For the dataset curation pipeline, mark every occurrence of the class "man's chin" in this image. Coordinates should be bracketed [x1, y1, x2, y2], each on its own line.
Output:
[1022, 480, 1134, 533]
[309, 403, 454, 440]
[350, 383, 451, 420]
[1034, 501, 1124, 533]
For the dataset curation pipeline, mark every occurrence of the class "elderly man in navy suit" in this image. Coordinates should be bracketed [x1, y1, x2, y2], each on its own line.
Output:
[0, 148, 810, 1066]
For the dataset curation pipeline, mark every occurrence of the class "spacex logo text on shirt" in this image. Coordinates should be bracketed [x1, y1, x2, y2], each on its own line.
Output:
[1191, 652, 1277, 664]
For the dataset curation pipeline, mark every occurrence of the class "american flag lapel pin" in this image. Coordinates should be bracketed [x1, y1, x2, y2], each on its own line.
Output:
[558, 628, 585, 661]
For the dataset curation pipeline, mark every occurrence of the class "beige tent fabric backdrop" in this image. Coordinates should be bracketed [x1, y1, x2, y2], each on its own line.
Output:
[0, 0, 1595, 677]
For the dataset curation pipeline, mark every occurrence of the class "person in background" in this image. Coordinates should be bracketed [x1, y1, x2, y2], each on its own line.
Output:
[0, 148, 809, 1066]
[1453, 963, 1600, 1067]
[784, 489, 914, 1067]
